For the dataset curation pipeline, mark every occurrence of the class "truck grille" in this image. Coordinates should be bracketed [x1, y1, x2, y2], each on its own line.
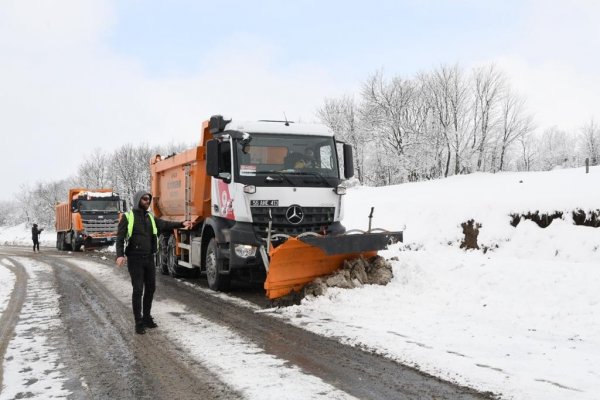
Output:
[251, 206, 335, 237]
[82, 217, 119, 234]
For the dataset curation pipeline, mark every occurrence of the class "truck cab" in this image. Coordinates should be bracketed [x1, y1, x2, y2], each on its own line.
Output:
[203, 118, 354, 284]
[55, 189, 123, 251]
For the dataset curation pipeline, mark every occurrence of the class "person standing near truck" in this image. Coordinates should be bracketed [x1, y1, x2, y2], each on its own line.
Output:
[116, 190, 192, 335]
[31, 223, 44, 252]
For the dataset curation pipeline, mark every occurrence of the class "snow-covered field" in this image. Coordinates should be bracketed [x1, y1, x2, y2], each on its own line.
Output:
[0, 258, 71, 399]
[0, 223, 56, 248]
[1, 166, 599, 399]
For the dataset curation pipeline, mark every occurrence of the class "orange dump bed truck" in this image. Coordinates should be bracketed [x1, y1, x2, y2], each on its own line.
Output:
[55, 188, 123, 251]
[151, 115, 402, 299]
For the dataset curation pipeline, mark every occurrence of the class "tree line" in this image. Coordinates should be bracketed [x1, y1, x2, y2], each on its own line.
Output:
[1, 63, 598, 228]
[318, 64, 599, 186]
[0, 142, 189, 229]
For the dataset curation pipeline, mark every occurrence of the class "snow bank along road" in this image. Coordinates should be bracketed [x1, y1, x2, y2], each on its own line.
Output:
[0, 246, 494, 400]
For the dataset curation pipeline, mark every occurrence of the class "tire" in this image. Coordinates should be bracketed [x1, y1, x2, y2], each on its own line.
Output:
[56, 233, 61, 250]
[166, 235, 180, 278]
[156, 234, 169, 275]
[64, 232, 72, 251]
[205, 238, 230, 291]
[71, 232, 82, 251]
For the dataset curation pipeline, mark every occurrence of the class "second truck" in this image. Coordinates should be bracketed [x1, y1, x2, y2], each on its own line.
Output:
[150, 116, 402, 299]
[55, 188, 123, 251]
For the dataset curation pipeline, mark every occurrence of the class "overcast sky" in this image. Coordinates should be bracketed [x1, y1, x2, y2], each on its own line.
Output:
[1, 0, 599, 201]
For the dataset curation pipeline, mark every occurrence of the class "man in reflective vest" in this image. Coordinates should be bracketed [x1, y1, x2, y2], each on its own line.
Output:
[116, 190, 192, 334]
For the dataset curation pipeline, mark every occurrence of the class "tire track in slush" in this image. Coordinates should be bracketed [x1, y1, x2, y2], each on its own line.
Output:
[0, 257, 28, 394]
[49, 257, 241, 400]
[1, 257, 71, 399]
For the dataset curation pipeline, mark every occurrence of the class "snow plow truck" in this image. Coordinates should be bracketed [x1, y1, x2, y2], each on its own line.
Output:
[150, 115, 403, 299]
[55, 188, 124, 251]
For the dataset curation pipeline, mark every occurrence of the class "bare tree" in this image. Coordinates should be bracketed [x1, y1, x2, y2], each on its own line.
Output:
[361, 71, 415, 156]
[0, 200, 18, 226]
[76, 148, 113, 188]
[516, 133, 538, 171]
[110, 143, 158, 206]
[361, 71, 435, 183]
[471, 65, 505, 171]
[318, 95, 367, 183]
[25, 180, 70, 228]
[579, 119, 600, 166]
[538, 127, 575, 171]
[497, 90, 534, 171]
[422, 64, 471, 176]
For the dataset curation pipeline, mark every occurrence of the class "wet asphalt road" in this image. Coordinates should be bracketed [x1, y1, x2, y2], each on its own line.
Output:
[0, 245, 498, 400]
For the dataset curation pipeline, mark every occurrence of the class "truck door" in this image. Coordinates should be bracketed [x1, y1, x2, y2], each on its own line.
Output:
[212, 139, 235, 220]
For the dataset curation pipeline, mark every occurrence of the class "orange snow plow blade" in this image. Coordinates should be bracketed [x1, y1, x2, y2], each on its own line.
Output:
[264, 231, 402, 299]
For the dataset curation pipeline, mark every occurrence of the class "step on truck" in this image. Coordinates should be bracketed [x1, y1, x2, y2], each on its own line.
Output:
[151, 115, 402, 299]
[55, 188, 124, 251]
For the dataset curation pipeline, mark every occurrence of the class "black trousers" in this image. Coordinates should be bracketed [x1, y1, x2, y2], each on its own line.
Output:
[127, 256, 156, 322]
[32, 239, 39, 251]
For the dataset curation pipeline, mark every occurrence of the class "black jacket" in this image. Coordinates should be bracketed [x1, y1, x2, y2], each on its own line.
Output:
[31, 226, 43, 240]
[116, 191, 183, 258]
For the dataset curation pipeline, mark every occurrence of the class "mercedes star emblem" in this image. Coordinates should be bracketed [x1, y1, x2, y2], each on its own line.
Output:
[285, 205, 304, 224]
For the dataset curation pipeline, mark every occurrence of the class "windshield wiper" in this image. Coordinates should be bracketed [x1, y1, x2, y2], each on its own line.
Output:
[258, 170, 296, 186]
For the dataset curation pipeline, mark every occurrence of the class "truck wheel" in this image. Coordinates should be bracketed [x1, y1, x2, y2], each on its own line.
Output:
[57, 233, 62, 250]
[205, 238, 230, 291]
[166, 235, 180, 278]
[156, 234, 169, 275]
[62, 232, 72, 251]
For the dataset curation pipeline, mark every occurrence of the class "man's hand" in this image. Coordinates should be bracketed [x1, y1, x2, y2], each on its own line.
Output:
[116, 256, 126, 267]
[182, 220, 193, 230]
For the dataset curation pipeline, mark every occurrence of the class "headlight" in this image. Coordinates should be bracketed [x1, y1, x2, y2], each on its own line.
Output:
[243, 185, 256, 194]
[234, 244, 257, 258]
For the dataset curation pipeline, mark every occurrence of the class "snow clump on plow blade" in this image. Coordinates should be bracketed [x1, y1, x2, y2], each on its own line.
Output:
[264, 230, 402, 300]
[269, 255, 394, 307]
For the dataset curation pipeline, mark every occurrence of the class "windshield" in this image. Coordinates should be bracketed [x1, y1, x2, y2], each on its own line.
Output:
[234, 133, 339, 185]
[78, 200, 120, 212]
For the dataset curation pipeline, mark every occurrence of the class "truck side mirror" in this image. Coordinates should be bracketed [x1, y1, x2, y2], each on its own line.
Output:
[121, 200, 127, 212]
[206, 139, 219, 177]
[343, 144, 354, 179]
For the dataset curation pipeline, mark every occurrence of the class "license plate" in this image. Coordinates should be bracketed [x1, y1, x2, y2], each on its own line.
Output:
[250, 200, 279, 207]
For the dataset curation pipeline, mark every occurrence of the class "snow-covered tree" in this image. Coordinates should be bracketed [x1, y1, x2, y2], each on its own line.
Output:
[109, 143, 159, 207]
[470, 65, 505, 171]
[76, 148, 113, 189]
[537, 127, 576, 170]
[497, 90, 534, 171]
[421, 64, 471, 176]
[318, 95, 368, 183]
[578, 119, 600, 166]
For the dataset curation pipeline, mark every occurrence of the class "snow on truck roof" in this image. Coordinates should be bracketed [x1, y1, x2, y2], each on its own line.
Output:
[78, 191, 117, 198]
[225, 119, 334, 137]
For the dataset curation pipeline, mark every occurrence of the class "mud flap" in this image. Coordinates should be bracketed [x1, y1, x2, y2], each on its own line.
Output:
[264, 231, 402, 299]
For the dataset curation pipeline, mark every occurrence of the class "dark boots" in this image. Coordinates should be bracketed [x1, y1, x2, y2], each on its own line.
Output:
[135, 316, 157, 334]
[135, 320, 146, 334]
[143, 316, 158, 329]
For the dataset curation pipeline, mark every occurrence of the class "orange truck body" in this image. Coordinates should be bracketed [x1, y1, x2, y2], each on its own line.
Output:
[150, 120, 213, 223]
[55, 188, 122, 251]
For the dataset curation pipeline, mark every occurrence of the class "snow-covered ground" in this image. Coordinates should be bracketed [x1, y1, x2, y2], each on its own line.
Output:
[0, 223, 56, 248]
[0, 262, 15, 317]
[0, 258, 71, 399]
[1, 166, 599, 399]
